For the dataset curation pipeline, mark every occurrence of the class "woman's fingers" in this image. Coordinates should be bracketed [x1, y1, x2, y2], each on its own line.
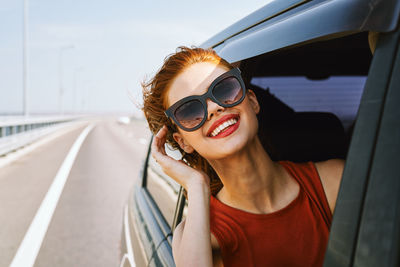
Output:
[152, 125, 177, 168]
[151, 125, 209, 190]
[155, 126, 166, 148]
[153, 125, 167, 155]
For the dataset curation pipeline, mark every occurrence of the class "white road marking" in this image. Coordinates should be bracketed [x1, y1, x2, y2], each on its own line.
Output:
[9, 124, 95, 267]
[119, 205, 136, 267]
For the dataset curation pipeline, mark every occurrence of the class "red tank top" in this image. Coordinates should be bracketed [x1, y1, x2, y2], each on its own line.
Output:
[210, 161, 332, 267]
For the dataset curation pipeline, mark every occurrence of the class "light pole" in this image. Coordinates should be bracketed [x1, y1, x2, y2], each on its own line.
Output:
[23, 0, 29, 116]
[58, 45, 74, 114]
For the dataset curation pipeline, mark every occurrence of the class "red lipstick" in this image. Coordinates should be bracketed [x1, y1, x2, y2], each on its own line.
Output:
[206, 114, 240, 138]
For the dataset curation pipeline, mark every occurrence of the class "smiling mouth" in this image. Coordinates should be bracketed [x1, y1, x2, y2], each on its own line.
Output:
[206, 113, 241, 139]
[210, 117, 239, 137]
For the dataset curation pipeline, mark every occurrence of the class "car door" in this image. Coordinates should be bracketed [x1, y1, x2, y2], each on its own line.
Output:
[324, 28, 400, 267]
[132, 138, 179, 266]
[121, 137, 177, 267]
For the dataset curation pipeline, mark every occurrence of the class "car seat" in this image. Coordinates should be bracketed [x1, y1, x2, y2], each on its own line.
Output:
[252, 85, 347, 162]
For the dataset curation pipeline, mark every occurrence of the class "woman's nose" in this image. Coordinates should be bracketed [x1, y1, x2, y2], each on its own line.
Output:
[206, 98, 225, 120]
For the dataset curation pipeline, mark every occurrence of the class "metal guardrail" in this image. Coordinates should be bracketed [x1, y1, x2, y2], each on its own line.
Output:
[0, 117, 72, 138]
[0, 116, 81, 156]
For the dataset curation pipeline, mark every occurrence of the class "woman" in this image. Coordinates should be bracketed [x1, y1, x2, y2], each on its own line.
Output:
[142, 46, 344, 267]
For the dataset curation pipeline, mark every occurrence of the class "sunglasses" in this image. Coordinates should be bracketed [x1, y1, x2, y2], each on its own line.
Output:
[165, 67, 246, 131]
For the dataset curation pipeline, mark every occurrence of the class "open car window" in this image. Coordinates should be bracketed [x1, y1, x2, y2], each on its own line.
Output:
[238, 32, 372, 163]
[251, 76, 366, 132]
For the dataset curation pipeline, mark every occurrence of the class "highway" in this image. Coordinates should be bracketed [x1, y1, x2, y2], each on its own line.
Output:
[0, 118, 151, 267]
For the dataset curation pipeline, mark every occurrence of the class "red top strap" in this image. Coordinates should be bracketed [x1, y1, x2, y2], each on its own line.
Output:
[210, 161, 332, 267]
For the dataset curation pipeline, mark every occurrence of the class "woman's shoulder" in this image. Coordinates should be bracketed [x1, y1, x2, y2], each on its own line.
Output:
[313, 159, 345, 176]
[278, 159, 344, 186]
[211, 232, 220, 249]
[313, 159, 345, 214]
[278, 159, 344, 215]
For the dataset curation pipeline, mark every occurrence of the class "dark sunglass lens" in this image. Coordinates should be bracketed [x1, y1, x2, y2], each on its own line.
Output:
[174, 100, 205, 129]
[213, 77, 243, 105]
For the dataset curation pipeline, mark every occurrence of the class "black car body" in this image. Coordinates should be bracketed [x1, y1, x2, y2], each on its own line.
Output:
[120, 0, 400, 266]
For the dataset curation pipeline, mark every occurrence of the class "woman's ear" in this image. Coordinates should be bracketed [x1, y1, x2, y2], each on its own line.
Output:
[247, 89, 260, 115]
[173, 132, 194, 153]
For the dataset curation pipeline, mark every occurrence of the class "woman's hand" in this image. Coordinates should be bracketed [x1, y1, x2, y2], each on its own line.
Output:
[151, 125, 210, 191]
[153, 125, 213, 267]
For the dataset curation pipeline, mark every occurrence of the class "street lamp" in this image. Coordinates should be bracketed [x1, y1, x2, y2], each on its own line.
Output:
[23, 0, 29, 116]
[58, 45, 74, 114]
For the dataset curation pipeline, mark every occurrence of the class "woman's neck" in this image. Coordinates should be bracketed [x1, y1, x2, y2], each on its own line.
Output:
[208, 136, 296, 214]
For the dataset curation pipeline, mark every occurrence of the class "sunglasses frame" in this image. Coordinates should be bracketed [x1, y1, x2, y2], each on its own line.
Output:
[164, 67, 246, 132]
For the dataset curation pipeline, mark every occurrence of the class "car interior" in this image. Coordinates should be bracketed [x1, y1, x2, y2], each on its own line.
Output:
[237, 32, 372, 164]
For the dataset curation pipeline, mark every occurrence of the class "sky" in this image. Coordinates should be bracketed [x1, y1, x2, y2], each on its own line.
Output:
[0, 0, 269, 116]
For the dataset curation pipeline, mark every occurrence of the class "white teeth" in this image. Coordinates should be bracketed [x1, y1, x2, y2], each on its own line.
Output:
[210, 118, 238, 137]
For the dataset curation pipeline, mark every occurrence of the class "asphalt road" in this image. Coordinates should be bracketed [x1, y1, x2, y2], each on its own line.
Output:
[0, 118, 151, 267]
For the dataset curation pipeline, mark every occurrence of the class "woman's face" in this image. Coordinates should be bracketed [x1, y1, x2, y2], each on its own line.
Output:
[166, 62, 260, 161]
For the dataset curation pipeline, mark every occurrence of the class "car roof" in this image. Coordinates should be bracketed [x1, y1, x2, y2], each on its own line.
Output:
[200, 0, 400, 63]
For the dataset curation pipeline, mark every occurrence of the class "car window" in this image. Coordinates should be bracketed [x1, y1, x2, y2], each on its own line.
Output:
[250, 76, 366, 131]
[239, 33, 372, 163]
[146, 144, 182, 227]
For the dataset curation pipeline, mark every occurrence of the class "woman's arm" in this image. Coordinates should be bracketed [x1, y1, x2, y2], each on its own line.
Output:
[172, 180, 213, 267]
[174, 217, 224, 267]
[152, 125, 213, 267]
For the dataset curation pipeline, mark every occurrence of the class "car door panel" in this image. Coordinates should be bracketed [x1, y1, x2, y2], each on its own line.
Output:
[131, 187, 170, 264]
[352, 37, 400, 267]
[324, 29, 400, 267]
[154, 240, 175, 267]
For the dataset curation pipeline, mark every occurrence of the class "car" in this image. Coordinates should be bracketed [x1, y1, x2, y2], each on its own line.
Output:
[119, 0, 400, 266]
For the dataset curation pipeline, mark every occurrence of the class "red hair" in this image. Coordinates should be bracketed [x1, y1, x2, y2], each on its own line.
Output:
[142, 46, 233, 196]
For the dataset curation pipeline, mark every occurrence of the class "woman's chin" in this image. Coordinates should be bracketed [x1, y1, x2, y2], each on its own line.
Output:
[202, 134, 251, 160]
